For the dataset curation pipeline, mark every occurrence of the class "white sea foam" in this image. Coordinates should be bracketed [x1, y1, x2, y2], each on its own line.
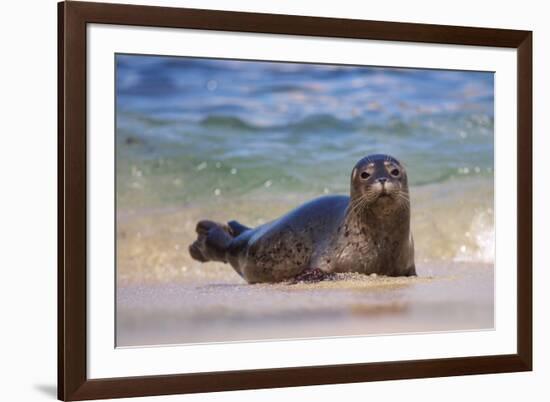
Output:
[453, 211, 495, 263]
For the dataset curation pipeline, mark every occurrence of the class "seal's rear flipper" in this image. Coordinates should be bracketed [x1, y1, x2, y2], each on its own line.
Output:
[228, 220, 251, 236]
[189, 220, 234, 263]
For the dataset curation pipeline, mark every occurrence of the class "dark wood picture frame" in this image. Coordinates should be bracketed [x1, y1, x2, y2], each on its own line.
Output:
[58, 1, 532, 400]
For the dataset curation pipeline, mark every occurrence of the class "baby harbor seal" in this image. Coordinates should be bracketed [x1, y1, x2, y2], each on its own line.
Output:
[189, 154, 416, 283]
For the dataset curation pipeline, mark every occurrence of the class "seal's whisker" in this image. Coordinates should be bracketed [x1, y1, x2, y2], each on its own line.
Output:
[396, 192, 410, 202]
[348, 195, 370, 217]
[395, 193, 410, 212]
[397, 194, 410, 203]
[346, 196, 365, 217]
[351, 192, 377, 216]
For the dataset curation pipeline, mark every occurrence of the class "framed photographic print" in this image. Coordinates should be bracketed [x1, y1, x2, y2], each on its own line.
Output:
[58, 1, 532, 400]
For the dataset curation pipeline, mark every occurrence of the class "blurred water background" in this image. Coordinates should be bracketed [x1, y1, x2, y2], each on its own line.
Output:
[115, 54, 494, 345]
[117, 55, 493, 203]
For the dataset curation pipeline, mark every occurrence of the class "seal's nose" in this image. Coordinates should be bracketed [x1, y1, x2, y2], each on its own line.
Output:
[377, 177, 388, 185]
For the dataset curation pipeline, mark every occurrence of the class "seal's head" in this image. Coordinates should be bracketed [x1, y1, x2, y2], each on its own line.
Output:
[349, 154, 409, 214]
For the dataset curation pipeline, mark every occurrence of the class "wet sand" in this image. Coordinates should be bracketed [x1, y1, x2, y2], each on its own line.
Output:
[117, 262, 493, 346]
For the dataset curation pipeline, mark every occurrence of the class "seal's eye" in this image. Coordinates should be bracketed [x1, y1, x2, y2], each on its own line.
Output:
[360, 171, 370, 179]
[390, 168, 400, 177]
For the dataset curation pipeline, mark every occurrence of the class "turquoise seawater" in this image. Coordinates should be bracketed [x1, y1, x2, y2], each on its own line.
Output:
[116, 55, 494, 209]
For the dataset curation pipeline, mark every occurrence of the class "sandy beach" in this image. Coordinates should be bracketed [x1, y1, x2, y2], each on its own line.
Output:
[116, 183, 494, 347]
[117, 261, 493, 346]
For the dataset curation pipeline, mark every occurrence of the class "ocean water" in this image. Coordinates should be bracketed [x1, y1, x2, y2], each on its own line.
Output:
[115, 54, 494, 270]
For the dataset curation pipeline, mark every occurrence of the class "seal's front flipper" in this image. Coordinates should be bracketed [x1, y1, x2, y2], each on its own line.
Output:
[291, 268, 336, 284]
[227, 220, 251, 236]
[189, 220, 234, 264]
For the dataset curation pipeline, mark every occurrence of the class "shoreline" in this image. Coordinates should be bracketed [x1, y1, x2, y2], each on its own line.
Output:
[116, 177, 494, 286]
